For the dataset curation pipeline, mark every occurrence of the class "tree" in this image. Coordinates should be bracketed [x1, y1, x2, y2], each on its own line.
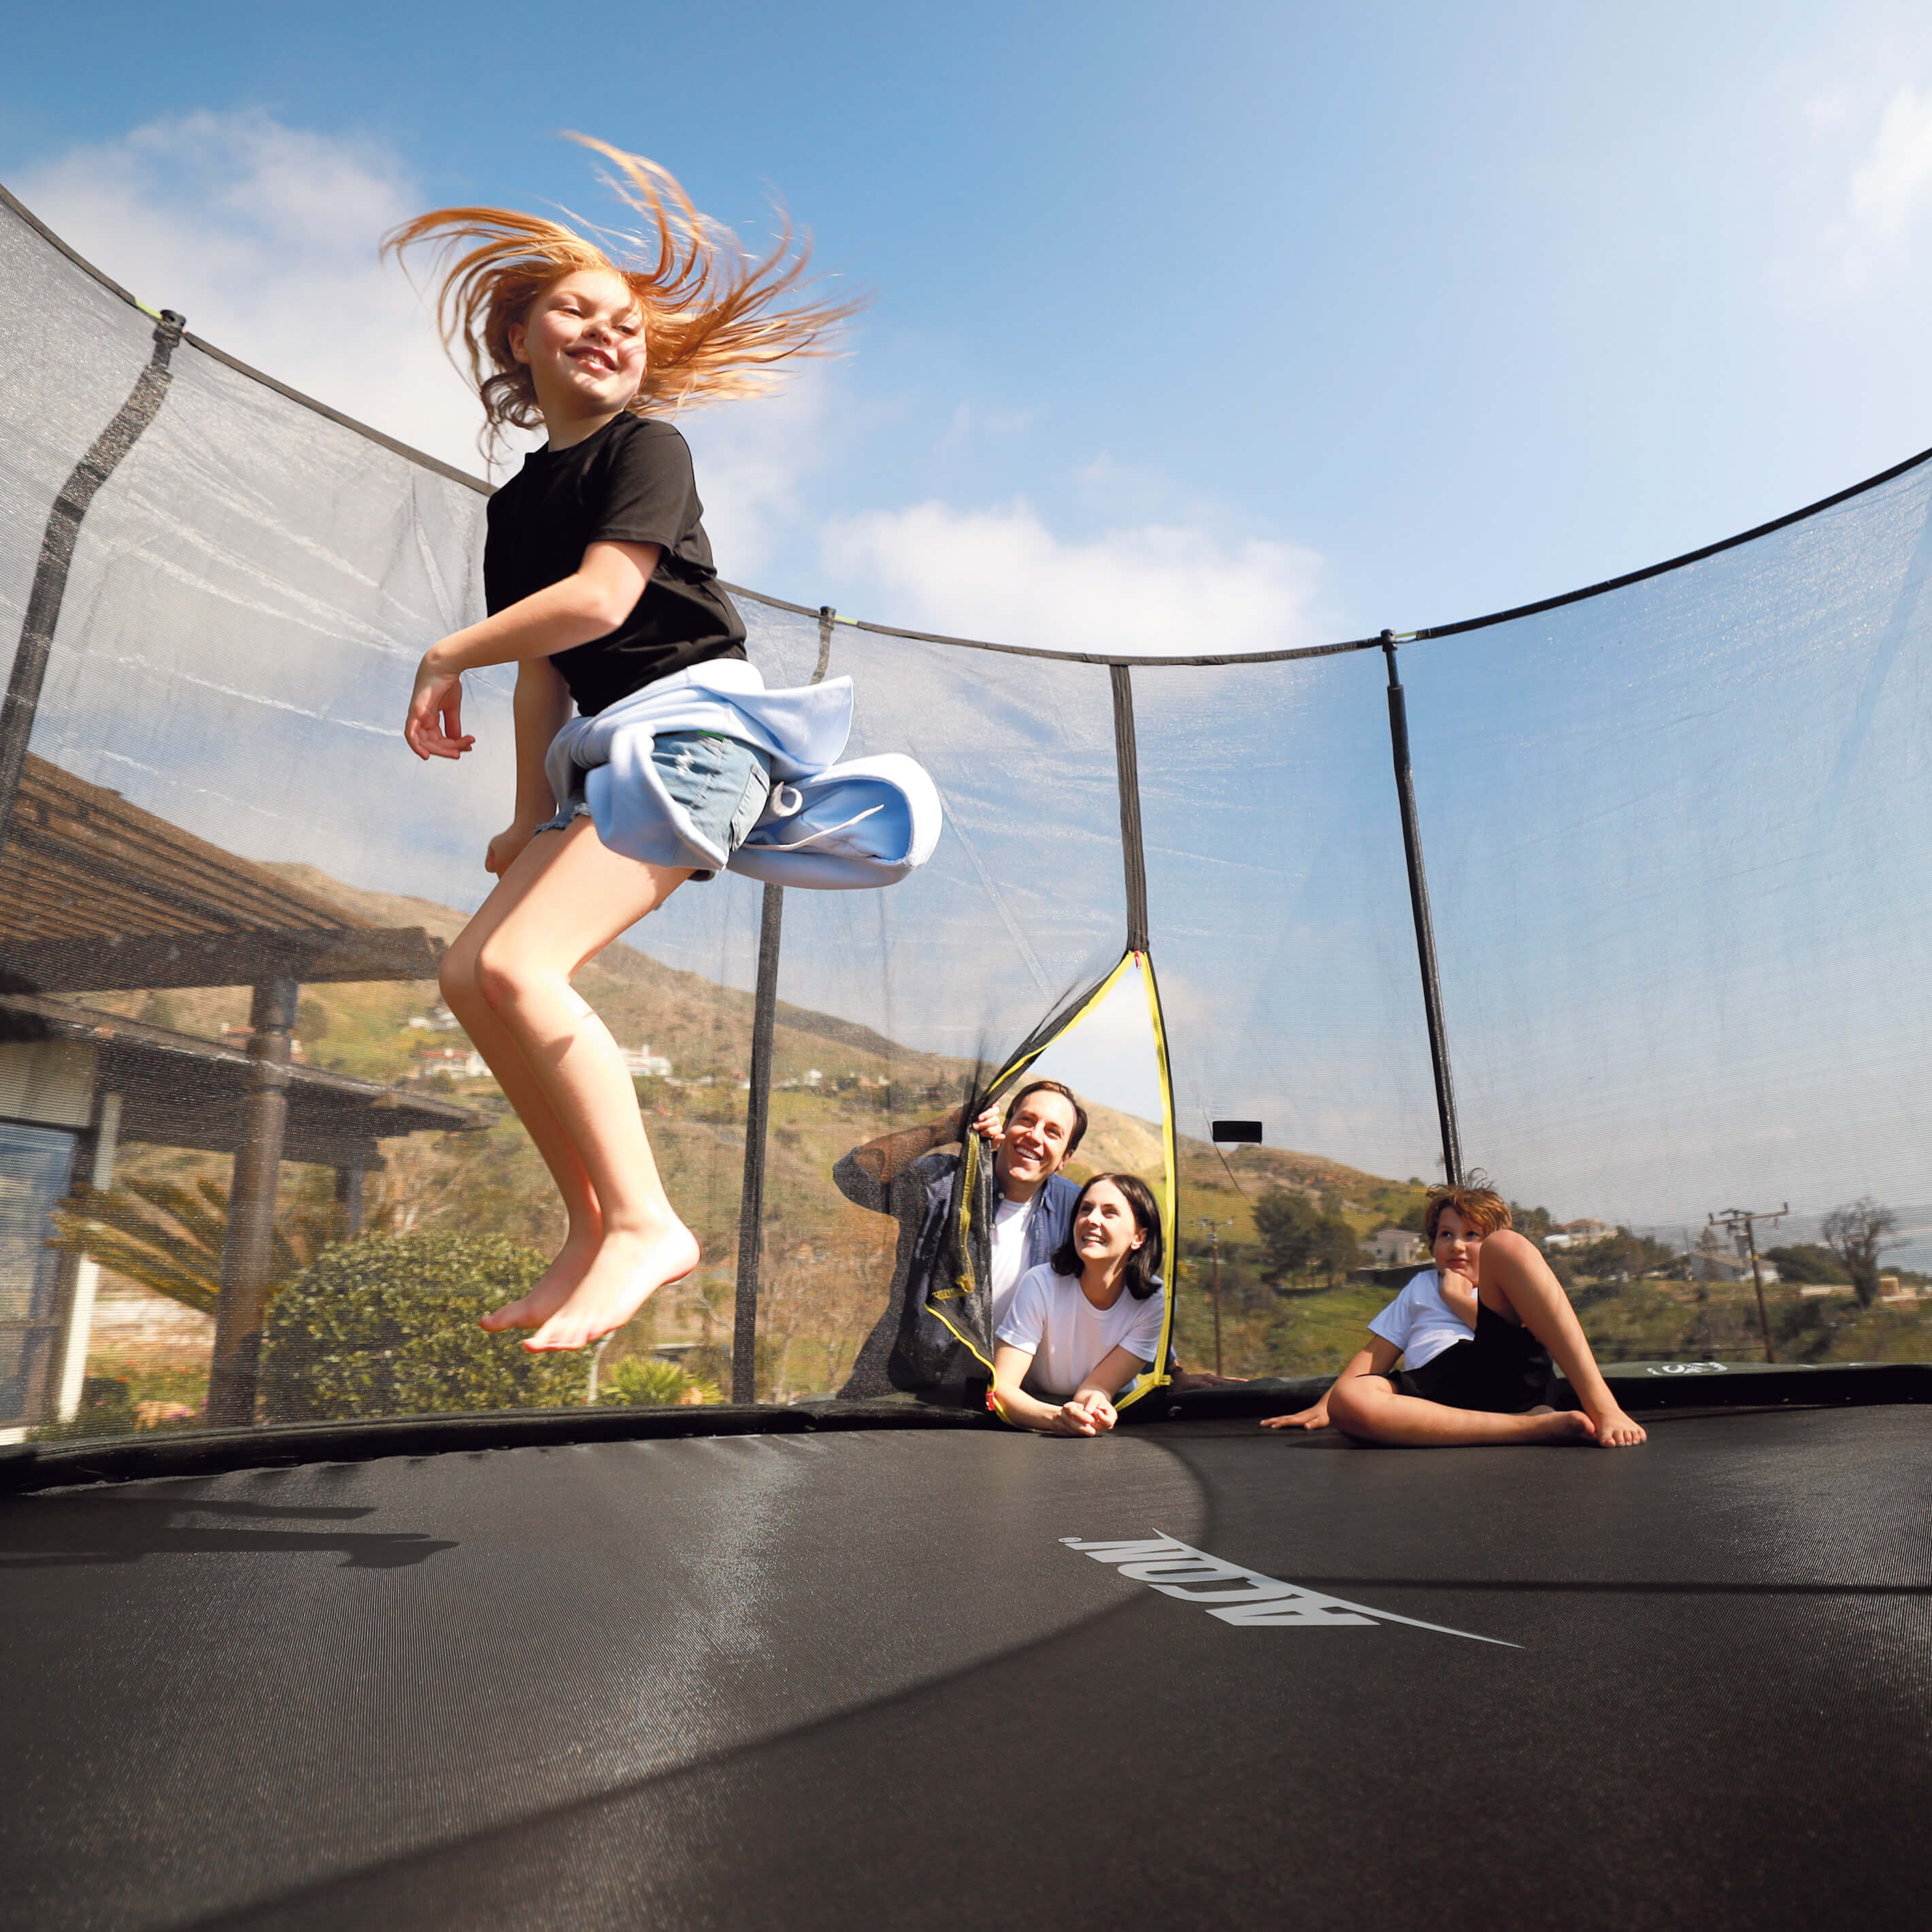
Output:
[1763, 1244, 1850, 1288]
[1254, 1189, 1320, 1282]
[1820, 1197, 1901, 1309]
[1308, 1213, 1362, 1286]
[261, 1231, 592, 1421]
[1571, 1228, 1676, 1284]
[1509, 1203, 1554, 1244]
[1253, 1189, 1360, 1286]
[46, 1173, 337, 1316]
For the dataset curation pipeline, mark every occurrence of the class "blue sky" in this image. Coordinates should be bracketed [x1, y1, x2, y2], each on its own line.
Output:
[5, 0, 1932, 648]
[5, 3, 1932, 1252]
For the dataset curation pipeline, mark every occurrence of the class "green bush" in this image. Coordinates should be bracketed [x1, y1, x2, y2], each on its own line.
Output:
[597, 1356, 721, 1408]
[261, 1232, 591, 1422]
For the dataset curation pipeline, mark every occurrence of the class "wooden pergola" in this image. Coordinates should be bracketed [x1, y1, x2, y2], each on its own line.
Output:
[0, 755, 482, 1426]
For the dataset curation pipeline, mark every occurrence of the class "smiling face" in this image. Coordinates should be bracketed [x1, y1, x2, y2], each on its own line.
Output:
[1073, 1178, 1146, 1273]
[1432, 1206, 1484, 1282]
[993, 1090, 1081, 1198]
[507, 268, 648, 436]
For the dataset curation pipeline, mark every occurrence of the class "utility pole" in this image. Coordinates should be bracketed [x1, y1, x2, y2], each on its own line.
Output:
[1198, 1218, 1227, 1376]
[1708, 1204, 1786, 1364]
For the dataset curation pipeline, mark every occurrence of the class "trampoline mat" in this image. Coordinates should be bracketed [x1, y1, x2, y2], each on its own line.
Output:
[3, 1407, 1929, 1929]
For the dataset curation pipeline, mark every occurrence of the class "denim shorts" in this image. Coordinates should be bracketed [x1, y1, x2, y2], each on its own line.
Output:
[538, 730, 772, 880]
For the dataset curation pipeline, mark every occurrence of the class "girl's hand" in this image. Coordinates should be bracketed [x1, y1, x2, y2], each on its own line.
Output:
[1261, 1400, 1331, 1431]
[405, 650, 476, 761]
[485, 822, 542, 877]
[1043, 1401, 1102, 1436]
[1072, 1391, 1118, 1431]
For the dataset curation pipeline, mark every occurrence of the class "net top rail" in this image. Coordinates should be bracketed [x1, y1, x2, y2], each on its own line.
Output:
[11, 175, 1928, 669]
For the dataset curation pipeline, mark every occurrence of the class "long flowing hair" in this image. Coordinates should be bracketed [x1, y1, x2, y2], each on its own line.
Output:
[384, 135, 862, 451]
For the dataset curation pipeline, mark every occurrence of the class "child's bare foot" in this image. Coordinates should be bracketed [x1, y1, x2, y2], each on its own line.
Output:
[1584, 1405, 1647, 1448]
[524, 1223, 700, 1352]
[480, 1229, 600, 1332]
[1524, 1408, 1599, 1443]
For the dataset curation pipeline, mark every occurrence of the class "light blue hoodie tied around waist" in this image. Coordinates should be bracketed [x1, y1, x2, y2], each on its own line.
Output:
[542, 659, 944, 890]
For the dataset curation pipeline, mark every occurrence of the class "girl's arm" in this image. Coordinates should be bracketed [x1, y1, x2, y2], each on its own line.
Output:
[1439, 1271, 1478, 1327]
[405, 539, 661, 760]
[993, 1342, 1107, 1436]
[1259, 1338, 1400, 1430]
[483, 658, 576, 876]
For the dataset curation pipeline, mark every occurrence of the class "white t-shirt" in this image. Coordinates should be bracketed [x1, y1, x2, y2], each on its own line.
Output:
[1367, 1268, 1476, 1369]
[988, 1193, 1034, 1334]
[996, 1263, 1167, 1398]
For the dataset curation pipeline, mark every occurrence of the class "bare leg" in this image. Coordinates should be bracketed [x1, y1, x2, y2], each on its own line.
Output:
[1476, 1230, 1647, 1447]
[458, 817, 701, 1350]
[439, 835, 607, 1331]
[1327, 1370, 1594, 1447]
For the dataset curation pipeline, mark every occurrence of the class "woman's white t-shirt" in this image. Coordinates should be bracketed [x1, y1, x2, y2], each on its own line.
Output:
[996, 1263, 1167, 1397]
[1367, 1267, 1474, 1369]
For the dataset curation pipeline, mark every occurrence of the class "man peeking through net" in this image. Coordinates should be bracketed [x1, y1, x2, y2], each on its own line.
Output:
[834, 1080, 1087, 1400]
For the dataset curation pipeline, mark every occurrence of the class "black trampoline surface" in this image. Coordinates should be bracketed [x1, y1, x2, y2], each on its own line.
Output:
[4, 1405, 1929, 1931]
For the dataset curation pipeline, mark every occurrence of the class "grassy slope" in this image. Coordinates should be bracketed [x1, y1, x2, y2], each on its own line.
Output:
[77, 865, 1926, 1400]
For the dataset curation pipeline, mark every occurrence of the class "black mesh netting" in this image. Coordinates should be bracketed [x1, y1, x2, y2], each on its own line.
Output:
[3, 179, 1929, 1438]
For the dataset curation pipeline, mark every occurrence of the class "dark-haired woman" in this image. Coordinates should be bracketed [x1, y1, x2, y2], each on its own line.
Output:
[993, 1173, 1166, 1437]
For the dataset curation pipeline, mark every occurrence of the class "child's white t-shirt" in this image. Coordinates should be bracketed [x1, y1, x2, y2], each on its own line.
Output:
[997, 1263, 1167, 1398]
[1366, 1268, 1475, 1368]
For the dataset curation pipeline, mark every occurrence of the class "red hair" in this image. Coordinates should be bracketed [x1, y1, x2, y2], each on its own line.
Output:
[385, 135, 863, 452]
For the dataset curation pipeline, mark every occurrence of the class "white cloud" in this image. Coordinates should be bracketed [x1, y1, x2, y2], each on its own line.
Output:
[1846, 84, 1932, 246]
[11, 107, 841, 525]
[680, 365, 841, 579]
[16, 109, 495, 477]
[820, 499, 1324, 657]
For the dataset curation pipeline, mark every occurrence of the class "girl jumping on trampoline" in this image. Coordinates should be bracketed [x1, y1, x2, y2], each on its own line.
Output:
[1261, 1185, 1647, 1447]
[389, 140, 876, 1353]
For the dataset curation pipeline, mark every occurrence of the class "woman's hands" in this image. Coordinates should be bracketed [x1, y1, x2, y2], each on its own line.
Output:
[1032, 1390, 1117, 1436]
[405, 650, 475, 761]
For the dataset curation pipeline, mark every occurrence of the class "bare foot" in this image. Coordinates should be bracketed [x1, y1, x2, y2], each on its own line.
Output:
[480, 1229, 601, 1333]
[524, 1224, 701, 1352]
[1524, 1408, 1599, 1444]
[1584, 1405, 1647, 1448]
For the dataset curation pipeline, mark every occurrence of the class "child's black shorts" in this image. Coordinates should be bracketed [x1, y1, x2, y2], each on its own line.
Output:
[1392, 1303, 1574, 1413]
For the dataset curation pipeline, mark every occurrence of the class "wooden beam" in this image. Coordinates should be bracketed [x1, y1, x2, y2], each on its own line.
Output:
[0, 924, 444, 990]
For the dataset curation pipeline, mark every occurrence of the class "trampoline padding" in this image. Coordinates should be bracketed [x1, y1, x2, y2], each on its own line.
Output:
[3, 1411, 1929, 1930]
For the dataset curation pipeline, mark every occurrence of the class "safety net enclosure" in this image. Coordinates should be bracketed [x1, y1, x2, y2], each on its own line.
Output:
[3, 175, 1932, 1453]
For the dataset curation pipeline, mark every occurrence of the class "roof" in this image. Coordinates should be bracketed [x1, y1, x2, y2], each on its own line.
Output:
[0, 756, 443, 991]
[0, 992, 485, 1166]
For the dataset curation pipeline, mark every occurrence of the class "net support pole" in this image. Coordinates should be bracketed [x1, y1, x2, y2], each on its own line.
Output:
[729, 605, 832, 1404]
[732, 885, 784, 1404]
[1381, 634, 1463, 1186]
[0, 309, 185, 852]
[1110, 665, 1151, 951]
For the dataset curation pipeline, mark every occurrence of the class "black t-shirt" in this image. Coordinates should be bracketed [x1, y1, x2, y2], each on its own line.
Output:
[483, 414, 747, 716]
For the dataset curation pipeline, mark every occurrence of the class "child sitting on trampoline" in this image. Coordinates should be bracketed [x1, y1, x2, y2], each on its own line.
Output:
[389, 140, 867, 1352]
[992, 1173, 1167, 1437]
[1261, 1185, 1646, 1447]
